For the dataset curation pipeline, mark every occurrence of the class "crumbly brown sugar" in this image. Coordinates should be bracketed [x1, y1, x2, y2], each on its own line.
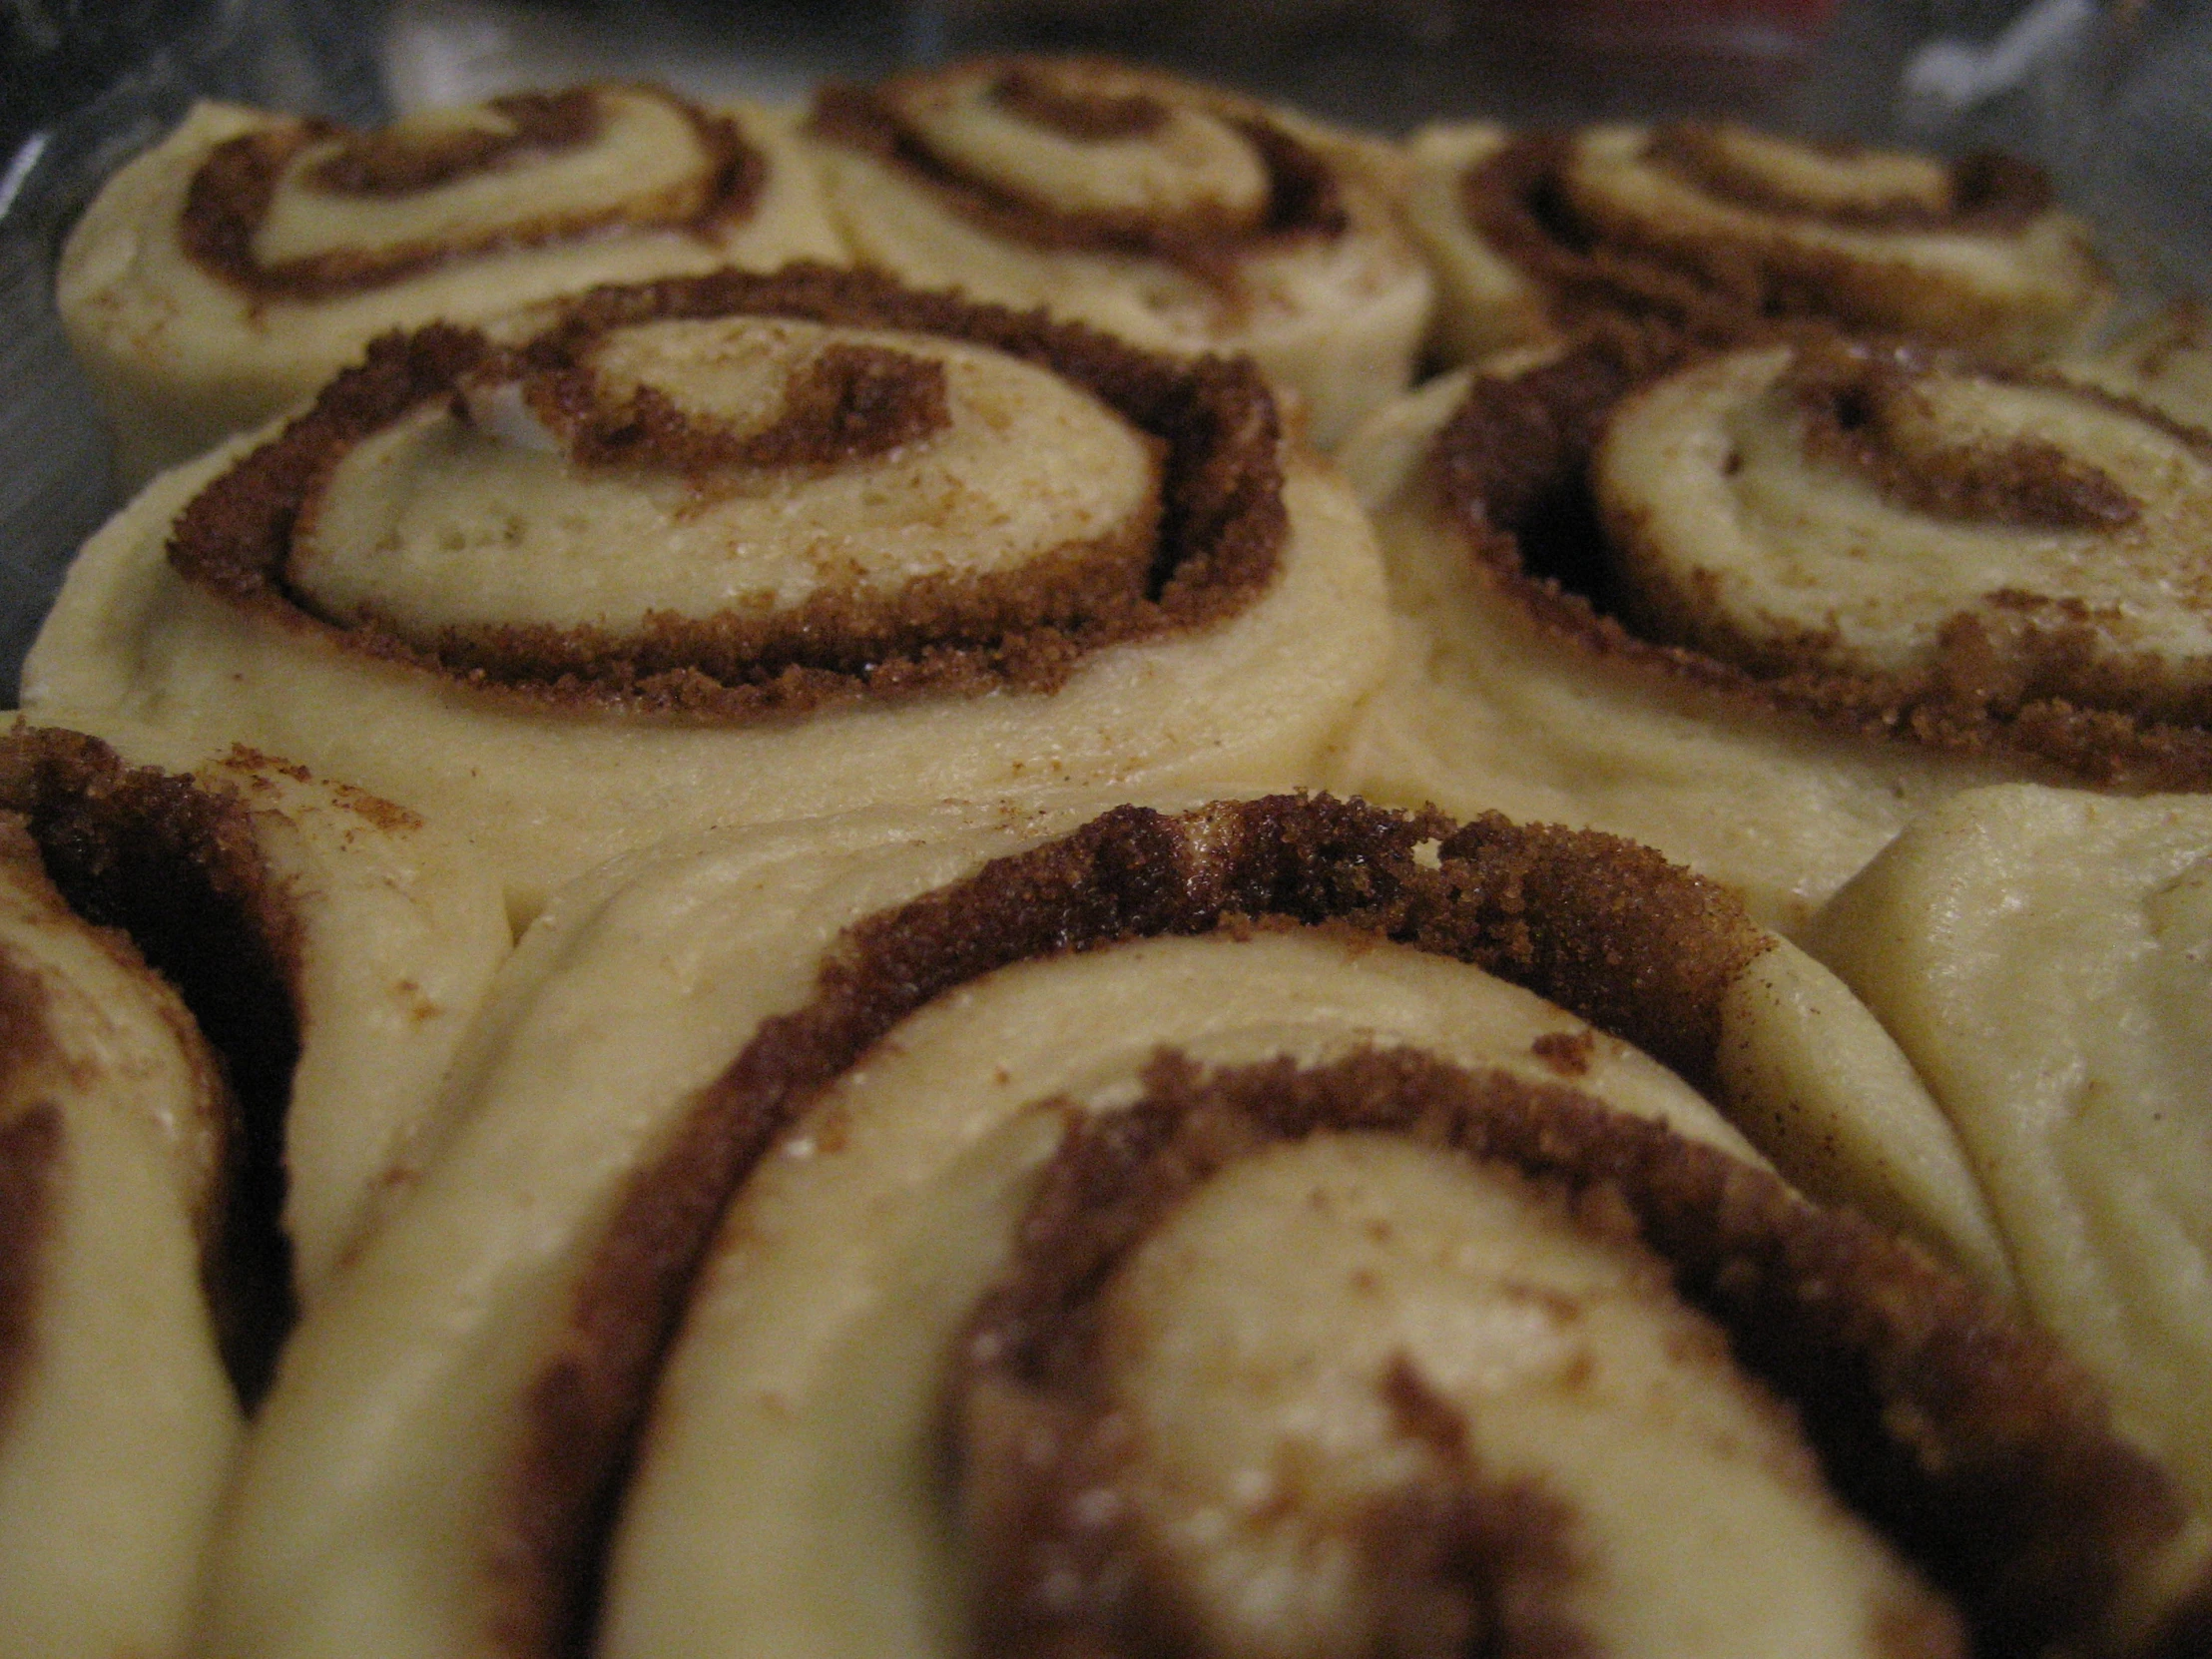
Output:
[1459, 127, 2086, 348]
[1458, 138, 1774, 345]
[520, 335, 954, 471]
[990, 63, 1172, 144]
[303, 90, 603, 199]
[1788, 340, 2139, 531]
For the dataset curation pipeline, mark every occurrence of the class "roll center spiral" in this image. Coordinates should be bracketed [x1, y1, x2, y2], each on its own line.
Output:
[891, 59, 1274, 236]
[956, 1055, 1983, 1659]
[288, 312, 1163, 649]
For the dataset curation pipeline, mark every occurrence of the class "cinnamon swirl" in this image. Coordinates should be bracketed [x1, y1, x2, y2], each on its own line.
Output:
[930, 1056, 2193, 1659]
[1813, 785, 2212, 1528]
[802, 56, 1433, 448]
[193, 795, 2094, 1659]
[0, 722, 510, 1305]
[0, 811, 237, 1659]
[25, 267, 1389, 919]
[1329, 323, 2212, 935]
[0, 718, 504, 1658]
[57, 83, 844, 484]
[1406, 119, 2110, 368]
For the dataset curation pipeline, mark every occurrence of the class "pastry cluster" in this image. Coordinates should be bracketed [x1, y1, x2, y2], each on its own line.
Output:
[8, 52, 2210, 1659]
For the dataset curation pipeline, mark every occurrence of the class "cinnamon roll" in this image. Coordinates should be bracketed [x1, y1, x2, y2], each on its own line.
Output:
[0, 807, 238, 1659]
[1405, 119, 2109, 368]
[801, 56, 1433, 448]
[1329, 323, 2212, 935]
[25, 267, 1389, 918]
[928, 1057, 2194, 1659]
[194, 795, 2114, 1659]
[0, 722, 511, 1306]
[1813, 784, 2212, 1529]
[57, 83, 845, 484]
[0, 718, 503, 1658]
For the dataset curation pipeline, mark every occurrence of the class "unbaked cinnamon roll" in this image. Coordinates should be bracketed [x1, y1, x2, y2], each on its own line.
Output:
[57, 83, 845, 484]
[195, 793, 2159, 1659]
[1404, 119, 2109, 369]
[801, 56, 1433, 448]
[0, 722, 511, 1306]
[26, 266, 1389, 918]
[0, 719, 506, 1658]
[1330, 321, 2212, 935]
[931, 1054, 2195, 1659]
[0, 806, 237, 1659]
[1813, 785, 2212, 1535]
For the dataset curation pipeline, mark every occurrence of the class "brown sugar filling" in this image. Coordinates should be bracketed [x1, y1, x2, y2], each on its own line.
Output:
[0, 725, 303, 1406]
[0, 1064, 61, 1446]
[1425, 322, 2212, 789]
[304, 89, 602, 198]
[957, 1044, 2182, 1659]
[179, 85, 767, 301]
[0, 832, 236, 1423]
[487, 794, 1777, 1656]
[168, 264, 1285, 720]
[966, 1242, 1597, 1659]
[518, 334, 953, 472]
[1788, 339, 2139, 532]
[809, 59, 1349, 278]
[1459, 133, 2068, 348]
[956, 1058, 1611, 1659]
[1459, 137, 1783, 346]
[315, 328, 1158, 684]
[1646, 123, 2054, 234]
[478, 787, 2195, 1658]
